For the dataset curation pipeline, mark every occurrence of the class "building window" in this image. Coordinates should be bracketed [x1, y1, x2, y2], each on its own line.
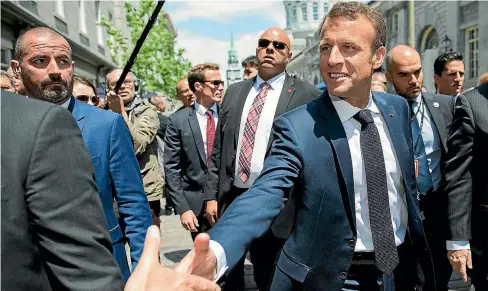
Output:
[79, 0, 87, 34]
[466, 26, 479, 79]
[324, 3, 328, 15]
[302, 3, 307, 22]
[313, 2, 318, 20]
[391, 11, 398, 37]
[96, 1, 104, 45]
[55, 0, 64, 18]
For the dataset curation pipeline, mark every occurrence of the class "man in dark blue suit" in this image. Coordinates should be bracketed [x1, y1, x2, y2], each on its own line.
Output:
[176, 2, 433, 291]
[11, 26, 153, 281]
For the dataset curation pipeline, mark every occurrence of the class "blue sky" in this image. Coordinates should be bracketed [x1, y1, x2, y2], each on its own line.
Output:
[164, 0, 286, 81]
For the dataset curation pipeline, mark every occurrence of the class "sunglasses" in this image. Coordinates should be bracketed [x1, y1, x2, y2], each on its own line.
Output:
[76, 95, 100, 105]
[204, 80, 225, 87]
[258, 39, 288, 50]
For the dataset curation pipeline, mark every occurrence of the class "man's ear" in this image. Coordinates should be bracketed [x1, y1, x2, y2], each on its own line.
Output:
[72, 61, 75, 72]
[385, 71, 393, 85]
[194, 82, 202, 92]
[10, 60, 21, 79]
[372, 46, 386, 70]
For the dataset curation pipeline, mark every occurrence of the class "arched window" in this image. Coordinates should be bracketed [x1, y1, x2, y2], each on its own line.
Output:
[420, 26, 440, 52]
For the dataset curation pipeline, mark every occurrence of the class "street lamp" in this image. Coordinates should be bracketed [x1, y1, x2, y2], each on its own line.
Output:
[441, 35, 453, 53]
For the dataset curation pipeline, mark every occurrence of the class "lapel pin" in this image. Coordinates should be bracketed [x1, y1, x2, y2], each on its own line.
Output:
[433, 102, 440, 108]
[287, 89, 293, 93]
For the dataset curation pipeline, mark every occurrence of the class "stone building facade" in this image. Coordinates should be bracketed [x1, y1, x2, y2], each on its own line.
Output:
[371, 0, 487, 91]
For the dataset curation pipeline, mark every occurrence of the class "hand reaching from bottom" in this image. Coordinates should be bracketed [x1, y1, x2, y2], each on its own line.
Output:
[176, 233, 218, 281]
[125, 226, 220, 291]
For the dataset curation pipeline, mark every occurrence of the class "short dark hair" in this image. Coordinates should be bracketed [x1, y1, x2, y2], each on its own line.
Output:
[318, 1, 386, 53]
[15, 26, 67, 62]
[434, 52, 464, 77]
[73, 75, 97, 96]
[187, 63, 220, 92]
[241, 56, 258, 68]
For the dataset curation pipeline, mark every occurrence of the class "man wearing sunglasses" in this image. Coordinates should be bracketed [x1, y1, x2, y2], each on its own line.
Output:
[203, 27, 321, 291]
[73, 75, 100, 106]
[164, 63, 223, 241]
[11, 26, 153, 282]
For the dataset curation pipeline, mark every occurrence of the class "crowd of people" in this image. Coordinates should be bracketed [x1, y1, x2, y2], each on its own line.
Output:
[2, 1, 488, 291]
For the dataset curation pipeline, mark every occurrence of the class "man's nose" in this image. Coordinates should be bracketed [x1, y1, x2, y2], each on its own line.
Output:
[327, 46, 344, 67]
[47, 60, 61, 75]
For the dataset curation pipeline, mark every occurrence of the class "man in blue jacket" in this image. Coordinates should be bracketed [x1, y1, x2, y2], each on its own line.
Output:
[176, 2, 434, 291]
[11, 26, 153, 281]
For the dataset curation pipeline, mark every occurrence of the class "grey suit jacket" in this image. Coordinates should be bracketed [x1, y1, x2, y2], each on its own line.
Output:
[444, 83, 488, 260]
[1, 92, 124, 291]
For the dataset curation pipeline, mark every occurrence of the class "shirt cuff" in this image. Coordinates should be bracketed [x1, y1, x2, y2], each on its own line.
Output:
[446, 240, 471, 250]
[209, 240, 228, 282]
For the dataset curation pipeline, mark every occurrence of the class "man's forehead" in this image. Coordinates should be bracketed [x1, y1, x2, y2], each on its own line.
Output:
[109, 70, 134, 81]
[445, 60, 465, 71]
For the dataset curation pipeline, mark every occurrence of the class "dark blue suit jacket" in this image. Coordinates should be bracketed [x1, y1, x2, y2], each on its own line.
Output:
[71, 98, 152, 280]
[208, 91, 432, 290]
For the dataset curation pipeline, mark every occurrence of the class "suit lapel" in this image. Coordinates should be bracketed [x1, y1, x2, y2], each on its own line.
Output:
[188, 109, 207, 165]
[233, 79, 255, 146]
[422, 92, 448, 151]
[273, 74, 295, 119]
[264, 74, 296, 153]
[373, 93, 411, 186]
[318, 91, 356, 231]
[71, 98, 85, 133]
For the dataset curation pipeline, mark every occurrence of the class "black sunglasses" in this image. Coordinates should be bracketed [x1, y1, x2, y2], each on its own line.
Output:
[204, 80, 225, 87]
[258, 39, 288, 50]
[76, 95, 100, 105]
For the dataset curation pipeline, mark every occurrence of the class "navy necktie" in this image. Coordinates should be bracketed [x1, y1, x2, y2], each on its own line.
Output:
[407, 99, 433, 196]
[354, 110, 399, 275]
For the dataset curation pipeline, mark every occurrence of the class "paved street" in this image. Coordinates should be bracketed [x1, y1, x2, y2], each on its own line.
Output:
[157, 199, 471, 291]
[159, 199, 257, 290]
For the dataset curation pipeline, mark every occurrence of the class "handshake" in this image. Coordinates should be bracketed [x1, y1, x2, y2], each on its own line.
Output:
[125, 226, 220, 291]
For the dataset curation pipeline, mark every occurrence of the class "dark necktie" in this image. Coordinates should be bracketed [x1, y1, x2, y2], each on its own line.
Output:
[407, 99, 433, 195]
[205, 109, 215, 164]
[354, 109, 399, 275]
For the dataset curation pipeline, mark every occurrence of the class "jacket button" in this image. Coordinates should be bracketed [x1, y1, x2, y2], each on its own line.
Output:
[340, 272, 347, 280]
[348, 239, 355, 248]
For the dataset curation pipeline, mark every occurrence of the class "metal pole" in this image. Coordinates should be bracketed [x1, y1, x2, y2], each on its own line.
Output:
[114, 0, 166, 93]
[408, 0, 415, 48]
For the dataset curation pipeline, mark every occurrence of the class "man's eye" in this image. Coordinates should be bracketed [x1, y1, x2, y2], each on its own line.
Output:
[59, 59, 69, 64]
[33, 59, 44, 64]
[320, 46, 331, 53]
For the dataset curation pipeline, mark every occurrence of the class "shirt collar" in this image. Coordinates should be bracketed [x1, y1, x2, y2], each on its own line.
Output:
[60, 97, 71, 109]
[329, 92, 378, 124]
[412, 93, 422, 104]
[194, 100, 218, 116]
[254, 71, 286, 90]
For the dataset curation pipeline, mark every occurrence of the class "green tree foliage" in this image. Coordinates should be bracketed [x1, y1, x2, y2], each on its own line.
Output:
[98, 0, 191, 97]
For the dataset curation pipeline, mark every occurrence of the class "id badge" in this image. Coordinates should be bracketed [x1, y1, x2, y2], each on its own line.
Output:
[414, 160, 419, 177]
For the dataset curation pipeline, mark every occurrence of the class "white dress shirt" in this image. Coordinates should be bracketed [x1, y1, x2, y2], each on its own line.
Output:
[210, 94, 410, 280]
[194, 101, 219, 155]
[330, 94, 408, 251]
[233, 72, 286, 188]
[411, 94, 442, 190]
[60, 98, 70, 109]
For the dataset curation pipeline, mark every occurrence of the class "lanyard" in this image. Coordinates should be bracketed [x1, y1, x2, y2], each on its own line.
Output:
[411, 98, 425, 152]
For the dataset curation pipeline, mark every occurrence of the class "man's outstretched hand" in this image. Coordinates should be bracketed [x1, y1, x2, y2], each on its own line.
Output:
[448, 249, 472, 283]
[125, 226, 220, 291]
[176, 233, 218, 281]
